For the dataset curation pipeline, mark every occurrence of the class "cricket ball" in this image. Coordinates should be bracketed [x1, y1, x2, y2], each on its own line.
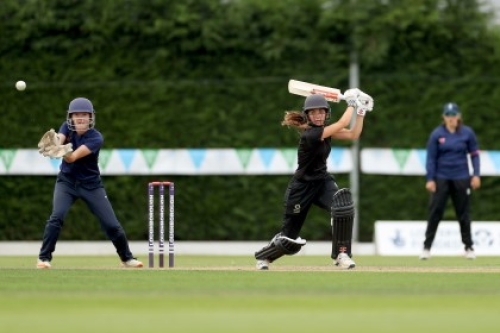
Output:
[15, 80, 26, 91]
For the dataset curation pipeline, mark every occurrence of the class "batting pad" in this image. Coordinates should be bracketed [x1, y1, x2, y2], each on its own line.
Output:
[255, 234, 306, 262]
[331, 188, 354, 258]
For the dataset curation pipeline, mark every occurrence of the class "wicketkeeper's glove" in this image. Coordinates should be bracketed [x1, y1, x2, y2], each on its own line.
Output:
[37, 129, 60, 153]
[41, 143, 73, 159]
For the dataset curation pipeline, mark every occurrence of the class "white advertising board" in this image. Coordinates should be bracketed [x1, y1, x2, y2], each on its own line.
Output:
[374, 221, 500, 256]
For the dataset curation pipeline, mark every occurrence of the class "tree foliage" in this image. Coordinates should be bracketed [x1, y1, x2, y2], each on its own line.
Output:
[1, 0, 500, 241]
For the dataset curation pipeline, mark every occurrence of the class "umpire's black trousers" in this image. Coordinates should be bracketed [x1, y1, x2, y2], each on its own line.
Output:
[423, 178, 473, 250]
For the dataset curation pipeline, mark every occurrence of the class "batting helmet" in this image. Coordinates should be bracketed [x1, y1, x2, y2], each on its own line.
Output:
[66, 97, 95, 130]
[442, 102, 459, 116]
[302, 94, 331, 121]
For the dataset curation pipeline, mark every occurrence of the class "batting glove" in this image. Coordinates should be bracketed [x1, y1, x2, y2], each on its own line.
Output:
[358, 92, 374, 112]
[343, 88, 361, 108]
[355, 97, 375, 117]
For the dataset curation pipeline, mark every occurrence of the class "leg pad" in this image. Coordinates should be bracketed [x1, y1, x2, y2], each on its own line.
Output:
[331, 188, 354, 258]
[255, 233, 306, 262]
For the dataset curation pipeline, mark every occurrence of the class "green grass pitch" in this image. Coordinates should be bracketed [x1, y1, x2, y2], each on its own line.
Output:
[1, 255, 500, 333]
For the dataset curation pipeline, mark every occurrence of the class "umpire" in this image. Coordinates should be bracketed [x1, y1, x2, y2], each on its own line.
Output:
[420, 102, 480, 260]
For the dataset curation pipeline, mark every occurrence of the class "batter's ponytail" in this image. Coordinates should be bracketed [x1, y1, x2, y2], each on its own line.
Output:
[281, 111, 308, 130]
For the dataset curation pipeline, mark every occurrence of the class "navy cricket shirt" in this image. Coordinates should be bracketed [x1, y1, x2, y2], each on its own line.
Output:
[58, 122, 103, 181]
[425, 124, 480, 181]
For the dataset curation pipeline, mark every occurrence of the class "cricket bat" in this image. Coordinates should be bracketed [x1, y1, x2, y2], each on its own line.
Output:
[288, 79, 344, 103]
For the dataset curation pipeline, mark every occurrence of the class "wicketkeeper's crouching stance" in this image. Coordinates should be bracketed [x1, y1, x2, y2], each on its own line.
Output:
[35, 97, 143, 269]
[254, 86, 374, 270]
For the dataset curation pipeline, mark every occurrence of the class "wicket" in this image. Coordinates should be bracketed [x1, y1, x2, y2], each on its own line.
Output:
[148, 181, 175, 268]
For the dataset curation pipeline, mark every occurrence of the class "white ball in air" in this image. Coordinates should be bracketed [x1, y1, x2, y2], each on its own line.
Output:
[16, 80, 26, 91]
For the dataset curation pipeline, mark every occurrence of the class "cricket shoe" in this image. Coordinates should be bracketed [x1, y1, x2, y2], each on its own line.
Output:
[335, 253, 356, 269]
[36, 259, 51, 269]
[419, 249, 431, 260]
[256, 259, 270, 270]
[122, 258, 144, 268]
[464, 248, 476, 260]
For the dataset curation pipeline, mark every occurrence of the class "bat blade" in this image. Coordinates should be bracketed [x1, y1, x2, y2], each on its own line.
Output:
[288, 79, 343, 103]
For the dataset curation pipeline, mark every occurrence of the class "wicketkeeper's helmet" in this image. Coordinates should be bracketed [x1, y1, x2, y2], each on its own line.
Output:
[67, 97, 95, 130]
[302, 94, 331, 121]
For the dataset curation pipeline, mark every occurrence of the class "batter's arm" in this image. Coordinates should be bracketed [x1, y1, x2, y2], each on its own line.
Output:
[332, 115, 364, 140]
[322, 106, 355, 139]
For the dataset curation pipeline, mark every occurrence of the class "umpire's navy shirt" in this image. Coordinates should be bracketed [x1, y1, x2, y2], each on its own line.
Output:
[58, 122, 103, 181]
[426, 124, 480, 181]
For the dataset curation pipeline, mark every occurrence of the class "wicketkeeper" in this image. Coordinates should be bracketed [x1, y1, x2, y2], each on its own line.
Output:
[36, 97, 143, 269]
[254, 89, 374, 270]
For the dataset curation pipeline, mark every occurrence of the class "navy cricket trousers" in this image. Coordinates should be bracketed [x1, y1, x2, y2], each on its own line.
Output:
[39, 172, 134, 262]
[423, 178, 474, 250]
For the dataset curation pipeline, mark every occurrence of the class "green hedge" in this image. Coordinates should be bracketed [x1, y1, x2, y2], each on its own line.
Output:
[1, 0, 500, 241]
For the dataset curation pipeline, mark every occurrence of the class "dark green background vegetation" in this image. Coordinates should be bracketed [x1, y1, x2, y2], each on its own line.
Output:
[2, 0, 500, 241]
